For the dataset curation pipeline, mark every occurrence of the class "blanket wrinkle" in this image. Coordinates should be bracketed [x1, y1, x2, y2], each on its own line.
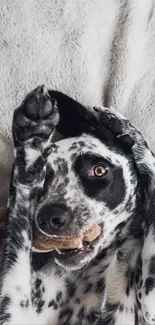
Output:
[0, 0, 155, 204]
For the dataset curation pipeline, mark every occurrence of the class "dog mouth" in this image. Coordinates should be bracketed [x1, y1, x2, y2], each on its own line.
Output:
[33, 223, 102, 260]
[55, 234, 101, 256]
[54, 233, 102, 268]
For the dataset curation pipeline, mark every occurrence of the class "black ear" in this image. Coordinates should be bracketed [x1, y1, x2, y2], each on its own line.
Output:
[48, 90, 114, 144]
[48, 90, 95, 137]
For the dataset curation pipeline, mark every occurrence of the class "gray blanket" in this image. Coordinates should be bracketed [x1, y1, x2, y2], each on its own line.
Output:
[0, 0, 155, 204]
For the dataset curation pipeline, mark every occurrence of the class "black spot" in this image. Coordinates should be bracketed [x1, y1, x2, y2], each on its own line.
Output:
[0, 313, 11, 323]
[48, 299, 58, 309]
[25, 245, 30, 252]
[20, 301, 24, 308]
[135, 269, 140, 285]
[56, 179, 69, 193]
[95, 279, 105, 294]
[35, 278, 42, 289]
[43, 164, 54, 196]
[29, 186, 43, 202]
[42, 286, 45, 293]
[98, 267, 107, 274]
[86, 309, 97, 322]
[51, 143, 59, 153]
[130, 270, 135, 286]
[0, 296, 11, 323]
[33, 287, 42, 301]
[71, 153, 77, 161]
[75, 298, 81, 304]
[56, 291, 63, 302]
[145, 277, 155, 295]
[59, 307, 73, 324]
[126, 285, 130, 296]
[21, 155, 46, 184]
[48, 300, 55, 308]
[125, 269, 135, 296]
[78, 306, 85, 321]
[119, 304, 124, 312]
[145, 312, 150, 320]
[0, 295, 11, 311]
[30, 137, 42, 149]
[53, 303, 58, 310]
[53, 158, 68, 176]
[78, 141, 85, 147]
[125, 196, 134, 212]
[66, 280, 76, 298]
[42, 146, 53, 159]
[36, 299, 45, 314]
[96, 303, 117, 325]
[20, 299, 29, 309]
[69, 144, 78, 151]
[138, 292, 142, 300]
[84, 282, 93, 293]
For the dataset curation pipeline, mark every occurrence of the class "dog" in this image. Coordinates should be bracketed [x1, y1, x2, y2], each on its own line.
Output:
[0, 86, 155, 325]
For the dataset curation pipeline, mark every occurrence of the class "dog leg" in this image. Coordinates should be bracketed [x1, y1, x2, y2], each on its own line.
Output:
[0, 86, 59, 324]
[93, 106, 155, 324]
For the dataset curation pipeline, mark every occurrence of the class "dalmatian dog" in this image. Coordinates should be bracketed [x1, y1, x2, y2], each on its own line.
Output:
[0, 86, 155, 325]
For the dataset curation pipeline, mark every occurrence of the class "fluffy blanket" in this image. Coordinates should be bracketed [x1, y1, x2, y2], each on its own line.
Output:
[0, 0, 155, 204]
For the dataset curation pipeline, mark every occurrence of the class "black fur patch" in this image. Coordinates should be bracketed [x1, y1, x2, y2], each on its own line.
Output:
[74, 153, 126, 209]
[144, 277, 155, 295]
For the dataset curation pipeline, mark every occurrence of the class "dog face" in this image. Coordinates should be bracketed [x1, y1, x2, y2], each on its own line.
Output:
[34, 132, 139, 270]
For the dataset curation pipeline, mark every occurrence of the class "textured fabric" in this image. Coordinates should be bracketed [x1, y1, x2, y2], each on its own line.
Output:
[0, 0, 155, 203]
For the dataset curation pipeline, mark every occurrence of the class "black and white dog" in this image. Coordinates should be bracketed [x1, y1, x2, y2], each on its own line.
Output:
[0, 86, 155, 325]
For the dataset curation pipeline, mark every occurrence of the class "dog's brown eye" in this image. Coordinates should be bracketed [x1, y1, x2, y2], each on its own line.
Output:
[93, 166, 107, 177]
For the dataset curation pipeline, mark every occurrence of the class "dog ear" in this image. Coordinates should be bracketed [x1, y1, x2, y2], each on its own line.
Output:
[48, 90, 114, 144]
[48, 90, 96, 137]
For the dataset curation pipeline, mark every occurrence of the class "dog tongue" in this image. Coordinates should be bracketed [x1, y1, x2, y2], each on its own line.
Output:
[33, 223, 101, 252]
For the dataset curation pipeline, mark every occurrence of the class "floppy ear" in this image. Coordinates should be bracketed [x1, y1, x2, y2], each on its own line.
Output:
[48, 90, 113, 143]
[48, 90, 95, 137]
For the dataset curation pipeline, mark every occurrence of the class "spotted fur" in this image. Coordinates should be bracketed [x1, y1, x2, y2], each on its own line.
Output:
[0, 86, 155, 325]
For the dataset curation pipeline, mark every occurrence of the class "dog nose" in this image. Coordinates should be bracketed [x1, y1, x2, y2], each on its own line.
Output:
[37, 204, 69, 235]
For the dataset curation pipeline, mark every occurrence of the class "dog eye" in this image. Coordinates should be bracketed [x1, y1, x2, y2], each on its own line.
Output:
[93, 165, 108, 177]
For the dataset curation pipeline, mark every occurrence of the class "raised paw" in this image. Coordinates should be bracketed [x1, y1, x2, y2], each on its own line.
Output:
[13, 85, 59, 144]
[93, 106, 147, 150]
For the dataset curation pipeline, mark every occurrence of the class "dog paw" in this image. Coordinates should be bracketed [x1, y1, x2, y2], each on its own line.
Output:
[13, 85, 59, 143]
[93, 106, 146, 149]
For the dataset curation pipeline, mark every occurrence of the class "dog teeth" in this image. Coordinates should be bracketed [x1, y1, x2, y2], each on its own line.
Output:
[55, 247, 79, 254]
[78, 240, 83, 249]
[55, 248, 63, 254]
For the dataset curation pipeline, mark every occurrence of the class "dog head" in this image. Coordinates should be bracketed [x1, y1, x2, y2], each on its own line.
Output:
[34, 92, 143, 270]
